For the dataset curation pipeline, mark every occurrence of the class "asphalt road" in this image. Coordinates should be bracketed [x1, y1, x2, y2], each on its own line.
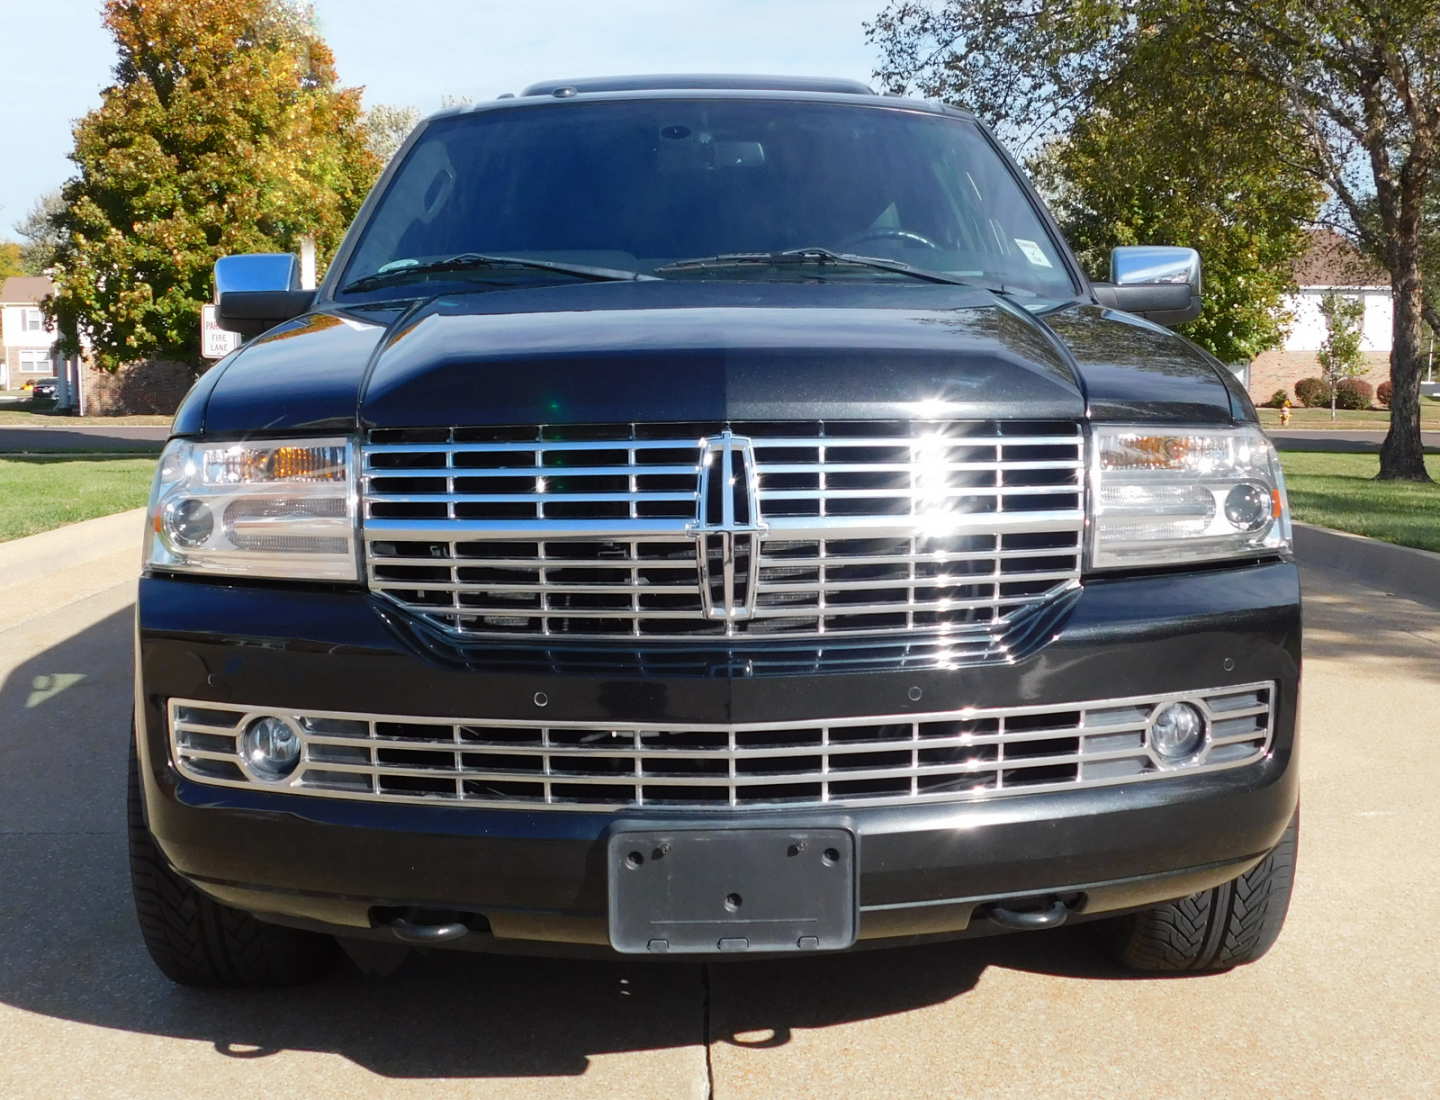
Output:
[1268, 428, 1440, 453]
[0, 424, 166, 453]
[1, 527, 1437, 1098]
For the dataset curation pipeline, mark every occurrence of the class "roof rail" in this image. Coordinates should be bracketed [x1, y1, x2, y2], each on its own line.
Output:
[520, 74, 875, 97]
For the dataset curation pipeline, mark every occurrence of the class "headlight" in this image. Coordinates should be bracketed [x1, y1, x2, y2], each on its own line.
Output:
[1090, 424, 1291, 569]
[143, 437, 359, 581]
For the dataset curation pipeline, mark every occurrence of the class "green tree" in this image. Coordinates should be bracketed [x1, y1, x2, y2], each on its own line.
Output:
[0, 242, 23, 281]
[868, 0, 1440, 481]
[1028, 79, 1322, 364]
[48, 0, 379, 374]
[1317, 293, 1368, 419]
[14, 191, 66, 274]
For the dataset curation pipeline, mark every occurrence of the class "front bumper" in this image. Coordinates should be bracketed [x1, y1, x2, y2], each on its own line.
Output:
[134, 560, 1301, 953]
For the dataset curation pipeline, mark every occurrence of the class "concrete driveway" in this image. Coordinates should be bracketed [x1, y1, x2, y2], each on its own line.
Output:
[1, 521, 1436, 1098]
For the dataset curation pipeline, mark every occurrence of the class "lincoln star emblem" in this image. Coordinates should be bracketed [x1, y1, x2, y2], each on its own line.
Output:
[691, 431, 767, 623]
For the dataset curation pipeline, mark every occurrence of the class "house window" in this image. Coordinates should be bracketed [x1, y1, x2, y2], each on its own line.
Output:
[23, 308, 43, 332]
[18, 349, 51, 374]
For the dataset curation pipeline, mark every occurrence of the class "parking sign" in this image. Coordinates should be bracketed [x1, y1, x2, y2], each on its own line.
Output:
[201, 304, 241, 360]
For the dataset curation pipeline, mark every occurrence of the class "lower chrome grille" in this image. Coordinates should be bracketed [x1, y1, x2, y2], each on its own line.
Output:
[362, 420, 1085, 641]
[169, 683, 1274, 811]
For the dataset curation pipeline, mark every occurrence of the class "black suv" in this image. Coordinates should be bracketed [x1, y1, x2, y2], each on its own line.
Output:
[130, 76, 1299, 985]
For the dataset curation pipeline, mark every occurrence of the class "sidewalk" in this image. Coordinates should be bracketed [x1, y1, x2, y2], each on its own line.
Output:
[0, 508, 144, 633]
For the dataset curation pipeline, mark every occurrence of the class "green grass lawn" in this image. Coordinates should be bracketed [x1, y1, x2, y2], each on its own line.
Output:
[0, 455, 156, 542]
[1280, 451, 1440, 553]
[1257, 405, 1440, 431]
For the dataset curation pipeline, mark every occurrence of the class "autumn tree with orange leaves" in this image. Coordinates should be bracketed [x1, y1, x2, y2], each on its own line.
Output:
[48, 0, 378, 372]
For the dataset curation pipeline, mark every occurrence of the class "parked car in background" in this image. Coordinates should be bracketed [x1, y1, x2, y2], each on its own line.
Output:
[29, 377, 59, 401]
[129, 75, 1300, 987]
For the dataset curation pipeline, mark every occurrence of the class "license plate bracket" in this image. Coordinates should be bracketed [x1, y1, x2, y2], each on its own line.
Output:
[607, 826, 857, 954]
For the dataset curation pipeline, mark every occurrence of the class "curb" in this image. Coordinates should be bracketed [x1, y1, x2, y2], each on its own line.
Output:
[1294, 522, 1440, 609]
[0, 508, 146, 590]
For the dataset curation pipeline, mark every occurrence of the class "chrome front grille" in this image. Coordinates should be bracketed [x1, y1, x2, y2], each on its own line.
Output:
[362, 421, 1084, 640]
[169, 683, 1274, 811]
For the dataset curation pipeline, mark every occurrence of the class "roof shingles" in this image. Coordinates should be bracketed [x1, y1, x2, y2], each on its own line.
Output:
[1294, 229, 1387, 287]
[0, 276, 55, 304]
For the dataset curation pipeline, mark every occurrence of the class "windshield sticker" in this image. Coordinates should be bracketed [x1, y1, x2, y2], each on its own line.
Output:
[1013, 239, 1053, 267]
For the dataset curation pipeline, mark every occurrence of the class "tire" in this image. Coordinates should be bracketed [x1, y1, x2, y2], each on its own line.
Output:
[127, 738, 336, 987]
[1104, 809, 1298, 973]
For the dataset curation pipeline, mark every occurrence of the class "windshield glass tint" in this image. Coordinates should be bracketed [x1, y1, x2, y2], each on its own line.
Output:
[340, 100, 1077, 298]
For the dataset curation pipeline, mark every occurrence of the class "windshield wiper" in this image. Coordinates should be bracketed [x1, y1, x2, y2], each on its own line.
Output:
[340, 253, 658, 295]
[654, 247, 1009, 291]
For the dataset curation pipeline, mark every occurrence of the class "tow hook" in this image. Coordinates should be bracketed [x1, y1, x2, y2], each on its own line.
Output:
[983, 896, 1078, 931]
[380, 910, 474, 945]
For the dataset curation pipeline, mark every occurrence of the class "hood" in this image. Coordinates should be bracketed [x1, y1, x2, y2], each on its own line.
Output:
[185, 281, 1238, 437]
[362, 282, 1084, 428]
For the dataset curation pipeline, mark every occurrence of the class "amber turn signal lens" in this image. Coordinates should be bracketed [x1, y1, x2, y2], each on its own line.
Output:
[266, 446, 345, 481]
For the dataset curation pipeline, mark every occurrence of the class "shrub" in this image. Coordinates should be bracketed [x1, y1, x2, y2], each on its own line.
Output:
[1293, 377, 1332, 408]
[1377, 380, 1393, 407]
[1266, 389, 1290, 408]
[1335, 378, 1374, 410]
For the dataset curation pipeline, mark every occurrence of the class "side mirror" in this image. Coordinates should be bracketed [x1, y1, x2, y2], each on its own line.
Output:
[1091, 246, 1202, 326]
[214, 253, 316, 339]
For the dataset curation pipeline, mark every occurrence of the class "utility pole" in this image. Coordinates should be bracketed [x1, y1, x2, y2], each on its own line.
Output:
[299, 236, 317, 291]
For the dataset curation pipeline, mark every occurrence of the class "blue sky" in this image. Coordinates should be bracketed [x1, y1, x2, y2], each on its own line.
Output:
[0, 0, 885, 240]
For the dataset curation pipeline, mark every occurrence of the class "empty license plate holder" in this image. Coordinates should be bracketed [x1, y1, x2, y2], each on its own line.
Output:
[606, 826, 857, 954]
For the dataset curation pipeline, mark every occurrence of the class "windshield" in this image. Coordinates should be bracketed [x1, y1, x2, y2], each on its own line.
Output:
[337, 99, 1078, 300]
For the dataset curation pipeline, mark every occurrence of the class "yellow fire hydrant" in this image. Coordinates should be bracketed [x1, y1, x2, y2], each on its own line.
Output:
[1279, 400, 1292, 427]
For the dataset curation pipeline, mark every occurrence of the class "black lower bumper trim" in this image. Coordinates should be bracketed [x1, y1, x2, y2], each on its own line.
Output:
[135, 560, 1301, 955]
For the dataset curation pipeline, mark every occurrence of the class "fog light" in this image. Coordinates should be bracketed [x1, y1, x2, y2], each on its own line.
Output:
[1149, 701, 1206, 762]
[240, 715, 302, 781]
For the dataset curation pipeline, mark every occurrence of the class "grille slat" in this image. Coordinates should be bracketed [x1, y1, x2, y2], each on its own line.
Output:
[758, 460, 1083, 474]
[363, 421, 1083, 640]
[375, 464, 704, 478]
[753, 485, 1074, 500]
[170, 683, 1275, 811]
[383, 581, 699, 594]
[368, 491, 700, 504]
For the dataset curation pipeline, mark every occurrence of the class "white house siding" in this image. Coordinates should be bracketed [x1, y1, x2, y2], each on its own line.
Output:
[1, 301, 59, 390]
[1281, 287, 1392, 353]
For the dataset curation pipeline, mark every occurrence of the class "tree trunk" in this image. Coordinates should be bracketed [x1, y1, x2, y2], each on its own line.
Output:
[1379, 253, 1433, 481]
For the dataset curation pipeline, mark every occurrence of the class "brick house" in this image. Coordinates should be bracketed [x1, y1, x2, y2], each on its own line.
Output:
[0, 276, 57, 391]
[1245, 230, 1420, 405]
[79, 358, 195, 416]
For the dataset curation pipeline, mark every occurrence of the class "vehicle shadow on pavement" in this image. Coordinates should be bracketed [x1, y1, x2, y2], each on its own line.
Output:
[0, 606, 1186, 1081]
